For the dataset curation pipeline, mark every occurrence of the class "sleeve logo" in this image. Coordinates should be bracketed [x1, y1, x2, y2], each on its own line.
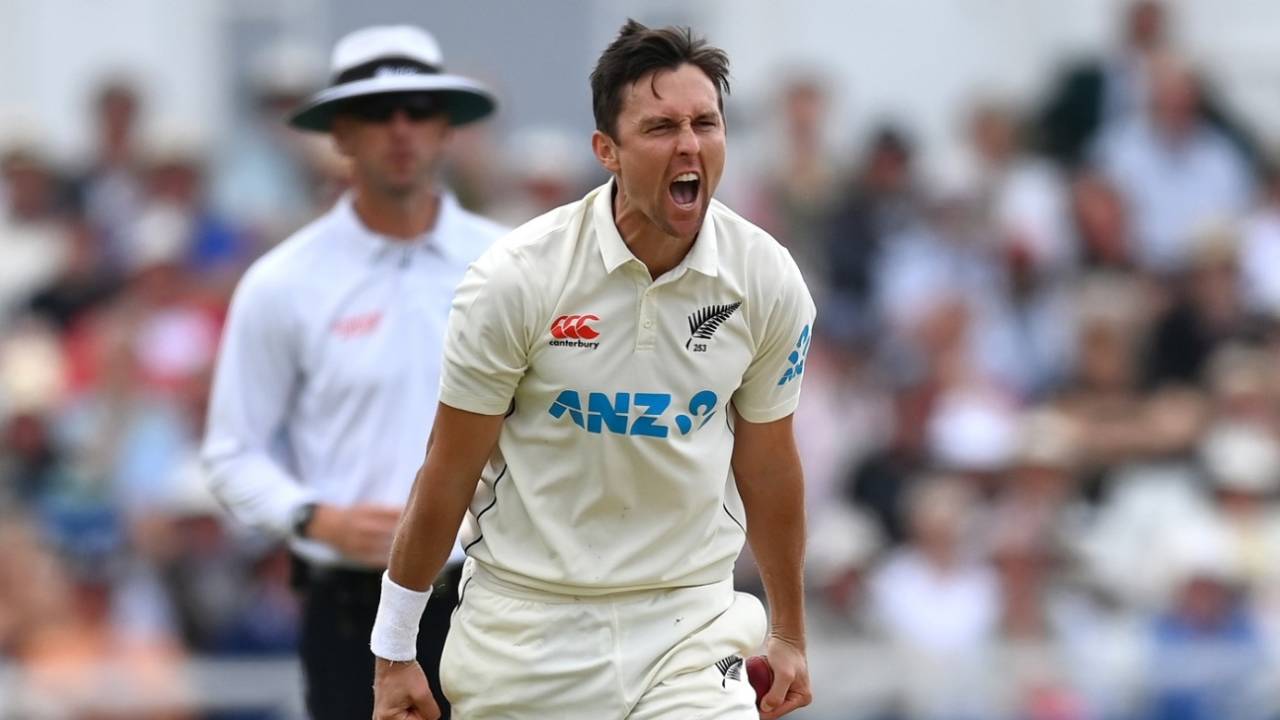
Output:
[777, 324, 811, 386]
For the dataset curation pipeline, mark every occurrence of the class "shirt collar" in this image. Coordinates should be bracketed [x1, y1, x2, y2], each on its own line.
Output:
[592, 178, 719, 277]
[333, 190, 472, 264]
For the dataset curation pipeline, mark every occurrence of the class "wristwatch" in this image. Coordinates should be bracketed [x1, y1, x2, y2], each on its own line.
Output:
[291, 502, 318, 538]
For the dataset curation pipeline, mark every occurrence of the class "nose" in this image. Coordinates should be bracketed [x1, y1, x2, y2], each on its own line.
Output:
[387, 108, 415, 133]
[675, 121, 700, 156]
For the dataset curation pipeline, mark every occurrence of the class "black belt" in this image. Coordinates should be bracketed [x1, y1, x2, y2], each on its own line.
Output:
[291, 555, 463, 594]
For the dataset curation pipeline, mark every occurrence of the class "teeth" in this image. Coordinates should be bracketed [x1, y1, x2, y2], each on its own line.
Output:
[673, 172, 699, 183]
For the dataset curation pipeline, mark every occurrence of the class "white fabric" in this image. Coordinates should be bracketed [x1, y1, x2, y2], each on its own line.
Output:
[331, 25, 444, 73]
[1091, 118, 1254, 272]
[440, 179, 816, 595]
[0, 220, 67, 324]
[440, 559, 765, 719]
[202, 192, 506, 567]
[1240, 206, 1280, 316]
[370, 571, 433, 662]
[868, 549, 1000, 654]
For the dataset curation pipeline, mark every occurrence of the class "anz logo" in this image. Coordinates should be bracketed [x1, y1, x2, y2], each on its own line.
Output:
[548, 390, 719, 438]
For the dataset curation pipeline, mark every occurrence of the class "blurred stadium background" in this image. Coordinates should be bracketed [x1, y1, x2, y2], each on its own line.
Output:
[4, 0, 1280, 717]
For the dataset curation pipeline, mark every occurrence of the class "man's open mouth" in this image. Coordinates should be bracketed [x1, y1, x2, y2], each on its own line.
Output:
[670, 172, 700, 207]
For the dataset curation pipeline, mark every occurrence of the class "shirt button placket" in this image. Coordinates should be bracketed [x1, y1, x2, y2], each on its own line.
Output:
[636, 274, 657, 351]
[634, 289, 655, 348]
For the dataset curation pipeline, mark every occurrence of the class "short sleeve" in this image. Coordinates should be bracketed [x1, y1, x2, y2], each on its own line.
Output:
[438, 247, 536, 415]
[732, 255, 817, 423]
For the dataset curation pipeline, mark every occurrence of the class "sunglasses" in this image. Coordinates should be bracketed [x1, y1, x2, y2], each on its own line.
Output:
[341, 94, 443, 123]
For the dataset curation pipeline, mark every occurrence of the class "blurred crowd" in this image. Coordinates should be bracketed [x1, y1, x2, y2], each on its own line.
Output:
[3, 2, 1280, 718]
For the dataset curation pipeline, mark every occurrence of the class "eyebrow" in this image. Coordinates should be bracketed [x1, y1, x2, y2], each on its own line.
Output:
[637, 111, 720, 128]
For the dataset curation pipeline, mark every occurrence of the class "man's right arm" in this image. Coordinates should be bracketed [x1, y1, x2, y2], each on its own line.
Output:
[385, 403, 505, 591]
[384, 242, 537, 587]
[373, 237, 531, 720]
[201, 267, 313, 537]
[370, 405, 503, 720]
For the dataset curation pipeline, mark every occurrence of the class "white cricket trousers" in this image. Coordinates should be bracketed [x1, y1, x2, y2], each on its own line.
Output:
[440, 559, 767, 719]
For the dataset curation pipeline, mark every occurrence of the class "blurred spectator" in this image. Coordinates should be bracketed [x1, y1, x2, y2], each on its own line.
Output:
[25, 213, 121, 332]
[826, 124, 921, 341]
[925, 385, 1019, 484]
[136, 120, 254, 286]
[1193, 423, 1280, 633]
[14, 553, 192, 719]
[1090, 53, 1255, 273]
[0, 323, 70, 510]
[1238, 162, 1280, 318]
[1142, 229, 1262, 388]
[960, 100, 1074, 274]
[1037, 0, 1259, 170]
[746, 74, 840, 295]
[1203, 343, 1276, 426]
[488, 125, 594, 227]
[213, 39, 331, 245]
[0, 518, 68, 655]
[0, 132, 71, 327]
[970, 254, 1078, 401]
[868, 478, 999, 654]
[1143, 529, 1271, 720]
[1070, 170, 1136, 273]
[1037, 0, 1168, 165]
[807, 499, 883, 625]
[872, 201, 993, 388]
[73, 78, 146, 269]
[1055, 280, 1205, 473]
[867, 478, 1000, 719]
[844, 381, 935, 545]
[442, 119, 505, 213]
[989, 409, 1084, 642]
[54, 269, 216, 518]
[922, 100, 1080, 399]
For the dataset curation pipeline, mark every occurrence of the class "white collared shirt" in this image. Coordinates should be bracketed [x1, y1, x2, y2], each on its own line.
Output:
[439, 180, 816, 594]
[202, 192, 506, 567]
[1092, 117, 1254, 272]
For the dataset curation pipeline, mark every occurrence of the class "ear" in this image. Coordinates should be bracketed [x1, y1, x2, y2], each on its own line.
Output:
[591, 130, 620, 175]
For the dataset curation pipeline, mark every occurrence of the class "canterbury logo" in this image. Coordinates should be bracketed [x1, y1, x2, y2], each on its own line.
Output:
[331, 311, 382, 338]
[550, 314, 600, 340]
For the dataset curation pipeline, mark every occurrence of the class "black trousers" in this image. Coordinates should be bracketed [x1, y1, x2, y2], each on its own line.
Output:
[293, 557, 464, 720]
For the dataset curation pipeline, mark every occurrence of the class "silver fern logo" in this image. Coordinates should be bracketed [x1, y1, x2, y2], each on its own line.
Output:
[686, 302, 741, 351]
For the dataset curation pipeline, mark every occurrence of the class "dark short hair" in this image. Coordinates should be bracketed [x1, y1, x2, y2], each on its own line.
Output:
[590, 19, 730, 140]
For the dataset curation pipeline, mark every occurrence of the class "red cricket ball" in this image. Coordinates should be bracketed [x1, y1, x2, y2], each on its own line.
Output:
[745, 655, 773, 708]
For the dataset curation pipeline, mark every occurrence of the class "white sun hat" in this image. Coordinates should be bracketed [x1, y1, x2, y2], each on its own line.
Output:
[288, 25, 496, 131]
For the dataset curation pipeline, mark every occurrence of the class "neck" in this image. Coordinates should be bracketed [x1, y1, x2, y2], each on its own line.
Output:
[352, 182, 440, 240]
[612, 184, 695, 279]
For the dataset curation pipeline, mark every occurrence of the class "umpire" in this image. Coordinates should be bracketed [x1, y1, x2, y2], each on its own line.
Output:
[202, 25, 505, 720]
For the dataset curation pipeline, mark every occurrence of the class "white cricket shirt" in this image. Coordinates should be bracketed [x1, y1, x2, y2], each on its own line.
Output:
[440, 180, 815, 594]
[202, 192, 505, 567]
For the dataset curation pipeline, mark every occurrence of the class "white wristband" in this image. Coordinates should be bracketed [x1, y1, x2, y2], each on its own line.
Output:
[370, 571, 433, 661]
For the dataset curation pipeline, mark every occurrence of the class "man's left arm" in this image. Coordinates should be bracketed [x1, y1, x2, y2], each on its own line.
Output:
[728, 241, 815, 718]
[733, 413, 812, 719]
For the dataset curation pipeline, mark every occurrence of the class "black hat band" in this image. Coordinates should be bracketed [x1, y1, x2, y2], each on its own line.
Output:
[334, 57, 441, 85]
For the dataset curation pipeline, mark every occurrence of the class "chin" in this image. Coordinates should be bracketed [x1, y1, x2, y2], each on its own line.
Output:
[377, 175, 426, 197]
[673, 204, 708, 237]
[666, 216, 704, 240]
